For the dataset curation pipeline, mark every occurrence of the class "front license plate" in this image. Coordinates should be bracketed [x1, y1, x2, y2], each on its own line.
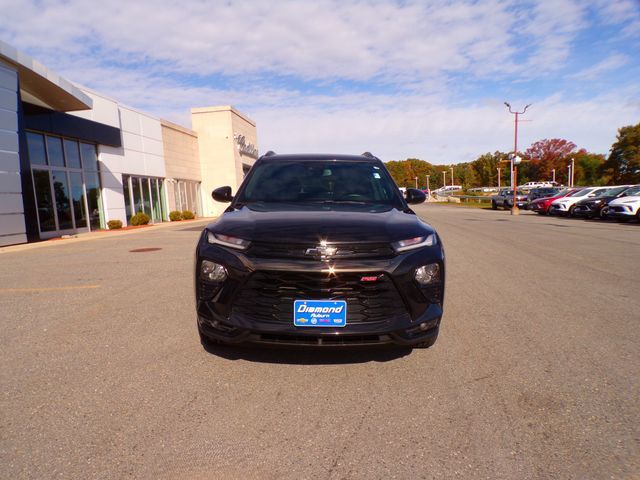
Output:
[294, 300, 347, 327]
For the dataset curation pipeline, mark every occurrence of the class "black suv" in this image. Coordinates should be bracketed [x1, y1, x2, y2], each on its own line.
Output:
[195, 153, 445, 348]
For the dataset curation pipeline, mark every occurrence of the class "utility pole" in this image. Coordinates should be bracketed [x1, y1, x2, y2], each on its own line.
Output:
[504, 102, 531, 215]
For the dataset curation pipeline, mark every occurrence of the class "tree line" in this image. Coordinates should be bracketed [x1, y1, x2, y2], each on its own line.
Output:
[386, 122, 640, 190]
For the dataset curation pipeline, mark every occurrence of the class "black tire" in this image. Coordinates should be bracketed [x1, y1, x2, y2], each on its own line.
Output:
[504, 203, 510, 211]
[568, 205, 576, 217]
[412, 336, 438, 349]
[491, 200, 497, 210]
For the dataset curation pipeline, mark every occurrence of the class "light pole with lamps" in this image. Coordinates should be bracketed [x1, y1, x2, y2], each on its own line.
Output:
[570, 157, 575, 187]
[497, 167, 501, 190]
[504, 102, 531, 215]
[568, 163, 572, 187]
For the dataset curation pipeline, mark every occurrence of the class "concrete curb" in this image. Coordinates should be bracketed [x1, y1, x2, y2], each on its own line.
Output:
[0, 218, 216, 254]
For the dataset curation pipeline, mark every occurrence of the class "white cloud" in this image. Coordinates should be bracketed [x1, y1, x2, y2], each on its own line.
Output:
[0, 0, 637, 165]
[569, 53, 629, 80]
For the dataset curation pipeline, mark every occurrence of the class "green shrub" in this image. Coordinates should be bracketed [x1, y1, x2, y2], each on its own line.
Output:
[130, 211, 151, 226]
[107, 220, 123, 230]
[169, 210, 183, 221]
[182, 210, 195, 220]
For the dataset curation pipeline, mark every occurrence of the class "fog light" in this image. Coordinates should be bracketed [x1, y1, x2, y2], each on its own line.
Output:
[201, 260, 227, 282]
[415, 263, 440, 285]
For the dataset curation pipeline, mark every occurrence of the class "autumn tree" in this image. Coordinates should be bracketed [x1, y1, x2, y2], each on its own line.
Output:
[600, 123, 640, 184]
[523, 138, 578, 184]
[470, 151, 509, 187]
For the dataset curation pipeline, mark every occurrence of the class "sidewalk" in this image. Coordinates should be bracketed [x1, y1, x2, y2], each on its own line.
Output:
[0, 217, 215, 254]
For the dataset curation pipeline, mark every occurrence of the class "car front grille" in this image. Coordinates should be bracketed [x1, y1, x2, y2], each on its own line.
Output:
[247, 242, 395, 260]
[232, 271, 407, 325]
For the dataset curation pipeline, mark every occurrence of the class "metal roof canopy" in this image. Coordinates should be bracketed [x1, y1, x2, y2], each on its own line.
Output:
[0, 40, 92, 112]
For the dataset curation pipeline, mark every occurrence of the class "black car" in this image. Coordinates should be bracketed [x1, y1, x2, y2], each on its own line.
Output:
[195, 152, 445, 348]
[573, 185, 634, 219]
[526, 187, 561, 206]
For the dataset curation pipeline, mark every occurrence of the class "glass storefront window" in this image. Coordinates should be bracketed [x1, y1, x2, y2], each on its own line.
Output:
[27, 132, 47, 165]
[151, 178, 161, 222]
[85, 171, 102, 230]
[80, 143, 98, 171]
[131, 177, 143, 214]
[51, 170, 73, 229]
[122, 175, 132, 223]
[142, 178, 152, 216]
[64, 139, 82, 169]
[47, 137, 65, 167]
[69, 172, 87, 228]
[33, 169, 56, 232]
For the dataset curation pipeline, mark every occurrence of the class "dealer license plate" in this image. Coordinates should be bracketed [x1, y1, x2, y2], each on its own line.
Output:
[294, 300, 347, 327]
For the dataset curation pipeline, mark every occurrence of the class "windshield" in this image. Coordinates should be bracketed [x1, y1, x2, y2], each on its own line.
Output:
[601, 186, 627, 197]
[623, 186, 640, 196]
[573, 188, 594, 197]
[236, 160, 404, 208]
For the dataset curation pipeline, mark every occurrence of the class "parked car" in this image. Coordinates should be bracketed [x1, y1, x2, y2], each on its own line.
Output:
[519, 181, 556, 189]
[433, 185, 462, 195]
[491, 189, 528, 210]
[196, 152, 445, 349]
[572, 186, 632, 219]
[526, 187, 561, 206]
[607, 185, 640, 222]
[528, 188, 579, 215]
[548, 187, 614, 216]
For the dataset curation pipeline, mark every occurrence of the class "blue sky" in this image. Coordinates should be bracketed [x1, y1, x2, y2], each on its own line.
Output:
[0, 0, 638, 164]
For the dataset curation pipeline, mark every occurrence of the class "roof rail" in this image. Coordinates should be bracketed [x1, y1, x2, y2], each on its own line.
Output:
[361, 152, 376, 158]
[263, 150, 277, 157]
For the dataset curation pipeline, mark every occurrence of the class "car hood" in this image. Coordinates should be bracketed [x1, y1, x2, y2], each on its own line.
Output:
[206, 204, 435, 244]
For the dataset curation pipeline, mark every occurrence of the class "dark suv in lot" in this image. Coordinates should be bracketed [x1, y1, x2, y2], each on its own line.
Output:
[195, 152, 445, 348]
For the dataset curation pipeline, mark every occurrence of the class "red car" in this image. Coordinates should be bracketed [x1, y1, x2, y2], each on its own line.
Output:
[528, 188, 582, 214]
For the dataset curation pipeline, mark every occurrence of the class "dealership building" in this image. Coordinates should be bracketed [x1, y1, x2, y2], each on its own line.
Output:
[0, 40, 258, 247]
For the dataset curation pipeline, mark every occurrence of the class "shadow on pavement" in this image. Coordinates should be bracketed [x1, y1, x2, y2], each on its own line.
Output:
[202, 341, 413, 364]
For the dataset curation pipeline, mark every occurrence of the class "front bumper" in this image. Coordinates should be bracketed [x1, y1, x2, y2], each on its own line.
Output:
[195, 234, 445, 347]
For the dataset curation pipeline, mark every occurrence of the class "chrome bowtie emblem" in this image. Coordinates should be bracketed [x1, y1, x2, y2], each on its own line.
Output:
[305, 245, 337, 257]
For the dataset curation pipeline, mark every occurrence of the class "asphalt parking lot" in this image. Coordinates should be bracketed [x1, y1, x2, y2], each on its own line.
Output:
[1, 206, 639, 479]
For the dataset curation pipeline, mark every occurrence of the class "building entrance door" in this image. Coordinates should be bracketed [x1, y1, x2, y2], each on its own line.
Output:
[32, 168, 89, 239]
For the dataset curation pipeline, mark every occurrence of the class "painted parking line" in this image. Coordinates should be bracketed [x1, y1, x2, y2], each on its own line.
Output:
[0, 285, 100, 293]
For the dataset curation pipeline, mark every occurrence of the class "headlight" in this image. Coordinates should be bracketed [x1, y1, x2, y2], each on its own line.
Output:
[207, 231, 250, 250]
[392, 234, 436, 252]
[200, 260, 227, 282]
[415, 263, 441, 285]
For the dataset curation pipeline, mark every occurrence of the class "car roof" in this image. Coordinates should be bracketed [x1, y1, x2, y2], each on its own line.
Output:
[258, 153, 381, 163]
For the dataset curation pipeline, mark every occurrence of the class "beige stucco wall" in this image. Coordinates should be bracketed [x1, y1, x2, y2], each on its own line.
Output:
[161, 119, 200, 181]
[191, 106, 258, 217]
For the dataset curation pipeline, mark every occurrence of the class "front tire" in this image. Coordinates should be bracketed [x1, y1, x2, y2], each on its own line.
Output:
[491, 200, 497, 210]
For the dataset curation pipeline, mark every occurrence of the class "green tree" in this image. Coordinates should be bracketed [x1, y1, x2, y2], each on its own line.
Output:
[470, 151, 509, 187]
[601, 123, 640, 184]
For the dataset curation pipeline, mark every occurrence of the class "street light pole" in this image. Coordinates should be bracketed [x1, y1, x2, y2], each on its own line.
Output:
[426, 175, 430, 199]
[571, 157, 575, 187]
[552, 168, 555, 183]
[568, 164, 572, 187]
[414, 176, 418, 189]
[442, 170, 446, 189]
[497, 167, 501, 190]
[450, 167, 454, 187]
[504, 102, 531, 215]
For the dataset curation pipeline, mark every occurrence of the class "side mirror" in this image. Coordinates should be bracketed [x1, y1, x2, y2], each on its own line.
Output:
[212, 186, 233, 203]
[405, 188, 426, 205]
